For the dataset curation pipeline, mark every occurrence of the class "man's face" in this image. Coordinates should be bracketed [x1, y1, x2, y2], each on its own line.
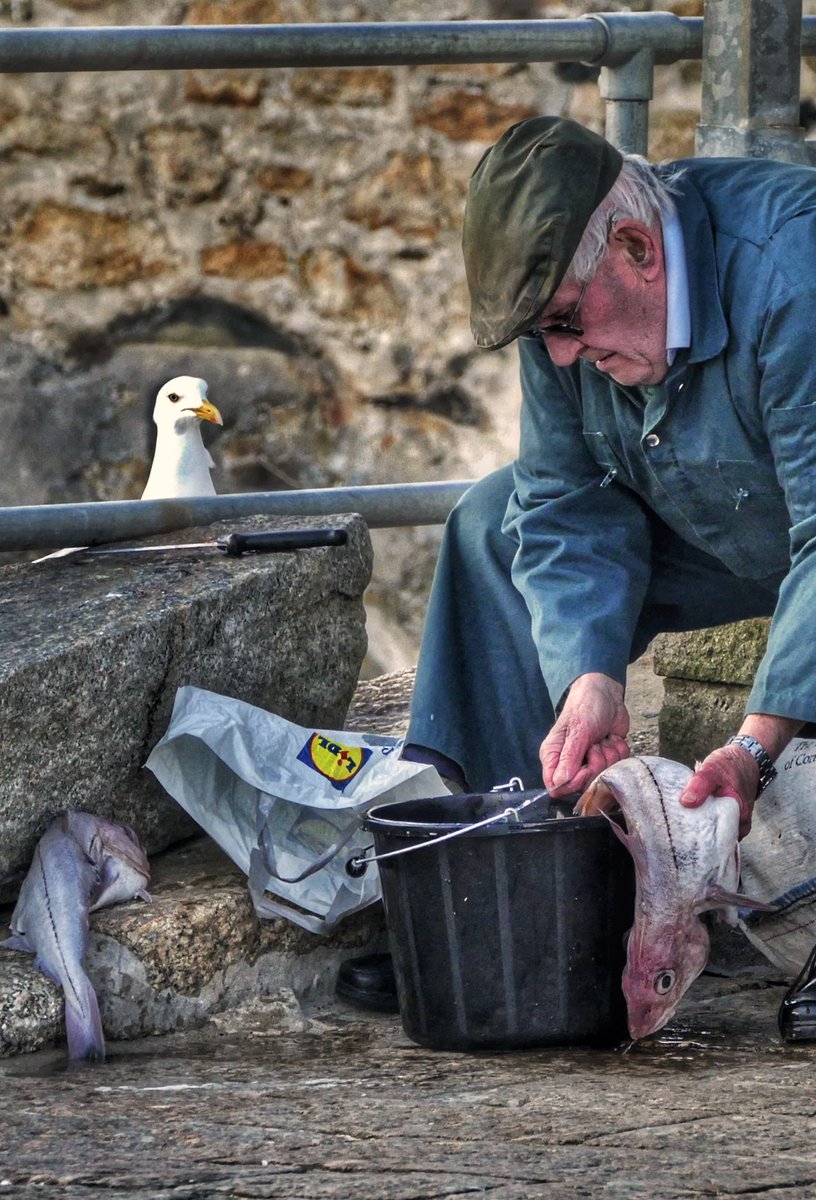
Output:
[534, 222, 669, 388]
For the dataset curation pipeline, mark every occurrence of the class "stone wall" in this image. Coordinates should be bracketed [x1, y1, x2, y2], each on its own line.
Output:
[0, 0, 775, 675]
[654, 619, 772, 765]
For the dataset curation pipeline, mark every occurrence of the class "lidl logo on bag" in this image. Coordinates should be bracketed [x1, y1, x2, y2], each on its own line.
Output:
[297, 733, 372, 791]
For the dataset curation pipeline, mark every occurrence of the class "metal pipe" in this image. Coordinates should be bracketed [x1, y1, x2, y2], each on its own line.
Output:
[0, 481, 476, 552]
[697, 0, 808, 162]
[588, 11, 698, 66]
[0, 18, 702, 74]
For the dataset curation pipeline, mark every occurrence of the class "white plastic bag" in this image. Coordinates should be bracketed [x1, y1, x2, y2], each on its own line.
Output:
[146, 685, 447, 934]
[739, 737, 816, 976]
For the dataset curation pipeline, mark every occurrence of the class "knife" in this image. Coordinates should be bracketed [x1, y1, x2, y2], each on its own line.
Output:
[77, 527, 349, 558]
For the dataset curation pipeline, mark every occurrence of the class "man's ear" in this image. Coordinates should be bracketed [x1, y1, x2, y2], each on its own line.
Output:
[610, 221, 662, 281]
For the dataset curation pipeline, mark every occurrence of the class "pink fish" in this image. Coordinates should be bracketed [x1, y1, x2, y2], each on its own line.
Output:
[576, 756, 772, 1040]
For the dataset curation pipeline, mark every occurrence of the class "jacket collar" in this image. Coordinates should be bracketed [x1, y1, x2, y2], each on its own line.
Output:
[663, 167, 729, 365]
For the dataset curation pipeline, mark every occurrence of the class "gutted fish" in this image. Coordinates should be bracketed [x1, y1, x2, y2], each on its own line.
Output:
[577, 756, 772, 1040]
[1, 811, 152, 1062]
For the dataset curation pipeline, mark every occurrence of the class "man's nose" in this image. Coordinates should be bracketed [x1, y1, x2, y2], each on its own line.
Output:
[544, 334, 584, 367]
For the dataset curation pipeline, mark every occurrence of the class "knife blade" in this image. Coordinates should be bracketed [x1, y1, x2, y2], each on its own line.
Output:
[78, 527, 349, 558]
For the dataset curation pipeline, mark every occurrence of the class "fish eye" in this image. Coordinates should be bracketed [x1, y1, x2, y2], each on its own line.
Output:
[653, 969, 676, 995]
[167, 392, 181, 403]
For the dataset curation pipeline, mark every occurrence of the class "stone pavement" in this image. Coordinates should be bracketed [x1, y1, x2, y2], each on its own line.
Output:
[3, 657, 815, 1197]
[0, 969, 814, 1199]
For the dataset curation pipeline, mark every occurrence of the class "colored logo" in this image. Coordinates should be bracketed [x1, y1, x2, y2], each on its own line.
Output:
[297, 733, 372, 791]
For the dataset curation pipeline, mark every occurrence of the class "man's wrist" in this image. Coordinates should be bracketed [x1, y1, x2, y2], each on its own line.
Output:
[568, 672, 625, 698]
[738, 714, 801, 762]
[726, 734, 777, 796]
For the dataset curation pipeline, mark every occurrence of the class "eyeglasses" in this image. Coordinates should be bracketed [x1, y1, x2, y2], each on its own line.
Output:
[529, 278, 589, 340]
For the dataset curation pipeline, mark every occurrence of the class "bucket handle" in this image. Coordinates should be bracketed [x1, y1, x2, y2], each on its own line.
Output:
[346, 786, 550, 878]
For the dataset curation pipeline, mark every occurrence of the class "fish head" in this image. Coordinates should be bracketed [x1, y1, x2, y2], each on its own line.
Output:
[62, 814, 151, 910]
[622, 916, 710, 1040]
[92, 828, 151, 908]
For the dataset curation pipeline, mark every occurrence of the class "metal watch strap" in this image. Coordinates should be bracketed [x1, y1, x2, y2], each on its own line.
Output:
[726, 734, 778, 795]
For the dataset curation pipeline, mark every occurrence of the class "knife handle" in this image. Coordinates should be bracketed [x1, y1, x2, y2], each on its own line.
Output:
[216, 528, 349, 557]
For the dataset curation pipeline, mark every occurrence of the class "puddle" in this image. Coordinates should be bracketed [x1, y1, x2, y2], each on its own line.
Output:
[2, 993, 814, 1092]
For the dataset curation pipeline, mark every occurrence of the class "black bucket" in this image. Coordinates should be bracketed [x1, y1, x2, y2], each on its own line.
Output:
[364, 790, 635, 1051]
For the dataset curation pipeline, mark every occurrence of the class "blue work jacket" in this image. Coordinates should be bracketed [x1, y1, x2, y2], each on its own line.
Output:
[502, 156, 816, 723]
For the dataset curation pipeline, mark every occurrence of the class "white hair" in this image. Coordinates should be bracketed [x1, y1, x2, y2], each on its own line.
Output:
[564, 155, 682, 284]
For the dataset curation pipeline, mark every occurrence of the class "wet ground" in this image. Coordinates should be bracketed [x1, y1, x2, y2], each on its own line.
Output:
[1, 972, 814, 1200]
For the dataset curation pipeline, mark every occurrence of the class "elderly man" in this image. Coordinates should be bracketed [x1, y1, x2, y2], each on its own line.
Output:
[402, 114, 816, 838]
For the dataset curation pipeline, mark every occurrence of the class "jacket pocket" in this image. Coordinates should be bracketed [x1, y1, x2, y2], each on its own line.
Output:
[582, 429, 627, 486]
[769, 404, 816, 526]
[716, 458, 781, 509]
[714, 458, 790, 576]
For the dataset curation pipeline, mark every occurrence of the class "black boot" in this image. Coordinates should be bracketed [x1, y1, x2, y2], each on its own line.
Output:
[778, 942, 816, 1041]
[335, 952, 398, 1013]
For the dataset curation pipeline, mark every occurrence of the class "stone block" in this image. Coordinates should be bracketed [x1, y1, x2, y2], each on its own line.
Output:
[257, 163, 314, 194]
[184, 70, 267, 108]
[0, 512, 371, 900]
[141, 125, 229, 204]
[299, 247, 401, 320]
[344, 152, 464, 238]
[185, 0, 283, 20]
[290, 67, 395, 108]
[658, 677, 750, 767]
[653, 618, 770, 686]
[11, 203, 175, 289]
[412, 90, 537, 141]
[201, 240, 289, 279]
[0, 836, 387, 1056]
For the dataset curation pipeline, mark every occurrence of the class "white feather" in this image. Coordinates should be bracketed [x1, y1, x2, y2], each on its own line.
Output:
[141, 376, 223, 500]
[33, 376, 223, 562]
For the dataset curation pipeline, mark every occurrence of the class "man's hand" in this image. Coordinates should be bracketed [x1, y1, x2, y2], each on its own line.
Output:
[680, 713, 801, 839]
[678, 744, 760, 839]
[541, 672, 630, 796]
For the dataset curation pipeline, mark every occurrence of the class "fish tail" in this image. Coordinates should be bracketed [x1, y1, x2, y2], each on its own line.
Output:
[65, 978, 105, 1064]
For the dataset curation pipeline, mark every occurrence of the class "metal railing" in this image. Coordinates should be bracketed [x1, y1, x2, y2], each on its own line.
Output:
[0, 8, 812, 548]
[0, 483, 474, 551]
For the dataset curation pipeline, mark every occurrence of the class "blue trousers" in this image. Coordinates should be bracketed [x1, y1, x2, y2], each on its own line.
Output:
[405, 465, 781, 793]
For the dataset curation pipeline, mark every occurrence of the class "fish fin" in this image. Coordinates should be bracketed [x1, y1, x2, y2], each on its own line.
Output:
[1, 933, 33, 954]
[603, 815, 650, 876]
[65, 981, 105, 1064]
[698, 883, 777, 914]
[574, 777, 620, 817]
[136, 888, 153, 904]
[34, 955, 63, 987]
[576, 790, 648, 876]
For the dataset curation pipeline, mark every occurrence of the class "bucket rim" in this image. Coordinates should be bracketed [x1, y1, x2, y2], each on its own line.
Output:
[364, 799, 612, 838]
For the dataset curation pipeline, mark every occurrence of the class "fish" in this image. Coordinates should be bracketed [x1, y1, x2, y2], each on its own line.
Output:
[1, 811, 152, 1063]
[576, 756, 773, 1040]
[60, 811, 152, 911]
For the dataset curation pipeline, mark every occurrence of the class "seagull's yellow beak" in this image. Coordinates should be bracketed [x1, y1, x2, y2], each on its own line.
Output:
[193, 400, 223, 426]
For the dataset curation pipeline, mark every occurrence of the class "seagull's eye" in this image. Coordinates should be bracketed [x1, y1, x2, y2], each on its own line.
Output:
[167, 392, 181, 403]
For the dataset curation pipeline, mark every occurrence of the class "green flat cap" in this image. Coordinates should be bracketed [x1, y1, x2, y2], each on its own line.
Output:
[463, 116, 623, 350]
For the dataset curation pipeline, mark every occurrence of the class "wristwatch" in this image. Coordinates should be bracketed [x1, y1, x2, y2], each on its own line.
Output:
[726, 734, 778, 796]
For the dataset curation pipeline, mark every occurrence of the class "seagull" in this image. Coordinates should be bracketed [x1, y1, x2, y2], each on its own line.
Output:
[141, 376, 223, 499]
[33, 376, 223, 562]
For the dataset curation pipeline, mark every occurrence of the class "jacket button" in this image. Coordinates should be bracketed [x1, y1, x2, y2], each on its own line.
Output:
[644, 433, 660, 448]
